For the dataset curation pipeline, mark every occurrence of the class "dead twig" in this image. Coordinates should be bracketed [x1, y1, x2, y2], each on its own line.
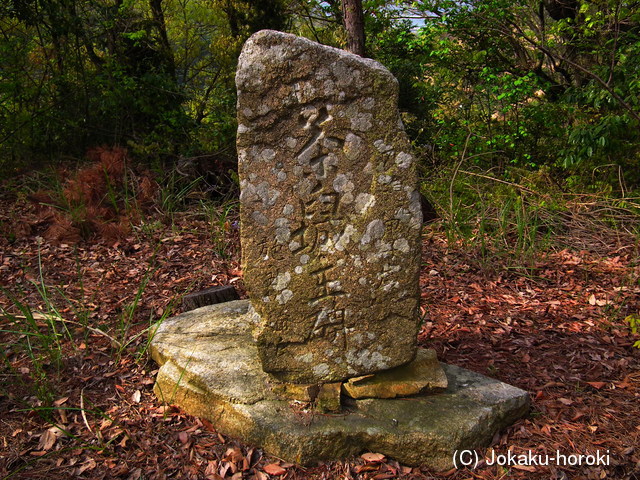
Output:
[459, 170, 541, 196]
[79, 389, 93, 436]
[1, 311, 123, 349]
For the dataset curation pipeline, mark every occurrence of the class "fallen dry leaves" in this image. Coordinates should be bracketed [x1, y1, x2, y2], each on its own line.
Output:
[1, 185, 639, 479]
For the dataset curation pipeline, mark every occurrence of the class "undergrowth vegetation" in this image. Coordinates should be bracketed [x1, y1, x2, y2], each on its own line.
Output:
[424, 163, 640, 266]
[1, 146, 639, 417]
[0, 149, 241, 410]
[1, 147, 639, 478]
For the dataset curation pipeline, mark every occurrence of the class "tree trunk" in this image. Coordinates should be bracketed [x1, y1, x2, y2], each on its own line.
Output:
[149, 0, 176, 78]
[342, 0, 365, 57]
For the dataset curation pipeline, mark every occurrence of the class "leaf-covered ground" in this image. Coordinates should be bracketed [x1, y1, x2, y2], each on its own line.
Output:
[1, 190, 639, 480]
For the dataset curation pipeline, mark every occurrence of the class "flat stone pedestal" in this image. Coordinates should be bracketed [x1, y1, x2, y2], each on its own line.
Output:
[150, 301, 530, 470]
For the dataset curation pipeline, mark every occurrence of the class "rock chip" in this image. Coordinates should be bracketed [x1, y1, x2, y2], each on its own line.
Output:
[316, 383, 342, 413]
[342, 348, 448, 399]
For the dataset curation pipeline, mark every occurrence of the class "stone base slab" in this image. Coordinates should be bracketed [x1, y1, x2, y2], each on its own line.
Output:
[150, 301, 530, 469]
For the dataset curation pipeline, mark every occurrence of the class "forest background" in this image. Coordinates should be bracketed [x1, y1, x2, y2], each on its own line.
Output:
[3, 0, 640, 199]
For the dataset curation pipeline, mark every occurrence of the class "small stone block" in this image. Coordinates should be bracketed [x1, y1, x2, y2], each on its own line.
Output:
[271, 382, 318, 402]
[316, 383, 342, 413]
[182, 286, 240, 311]
[342, 348, 448, 399]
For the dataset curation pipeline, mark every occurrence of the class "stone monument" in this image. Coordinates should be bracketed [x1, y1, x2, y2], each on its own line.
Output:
[236, 29, 422, 383]
[150, 30, 529, 469]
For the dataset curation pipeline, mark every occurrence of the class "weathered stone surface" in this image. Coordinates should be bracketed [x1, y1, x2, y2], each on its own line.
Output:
[150, 301, 270, 406]
[150, 301, 530, 469]
[342, 348, 448, 399]
[236, 30, 423, 383]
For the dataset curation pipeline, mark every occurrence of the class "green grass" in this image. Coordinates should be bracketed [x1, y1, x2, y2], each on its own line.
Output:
[0, 241, 177, 406]
[201, 199, 238, 259]
[0, 244, 75, 403]
[425, 161, 640, 273]
[0, 163, 223, 422]
[157, 170, 204, 222]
